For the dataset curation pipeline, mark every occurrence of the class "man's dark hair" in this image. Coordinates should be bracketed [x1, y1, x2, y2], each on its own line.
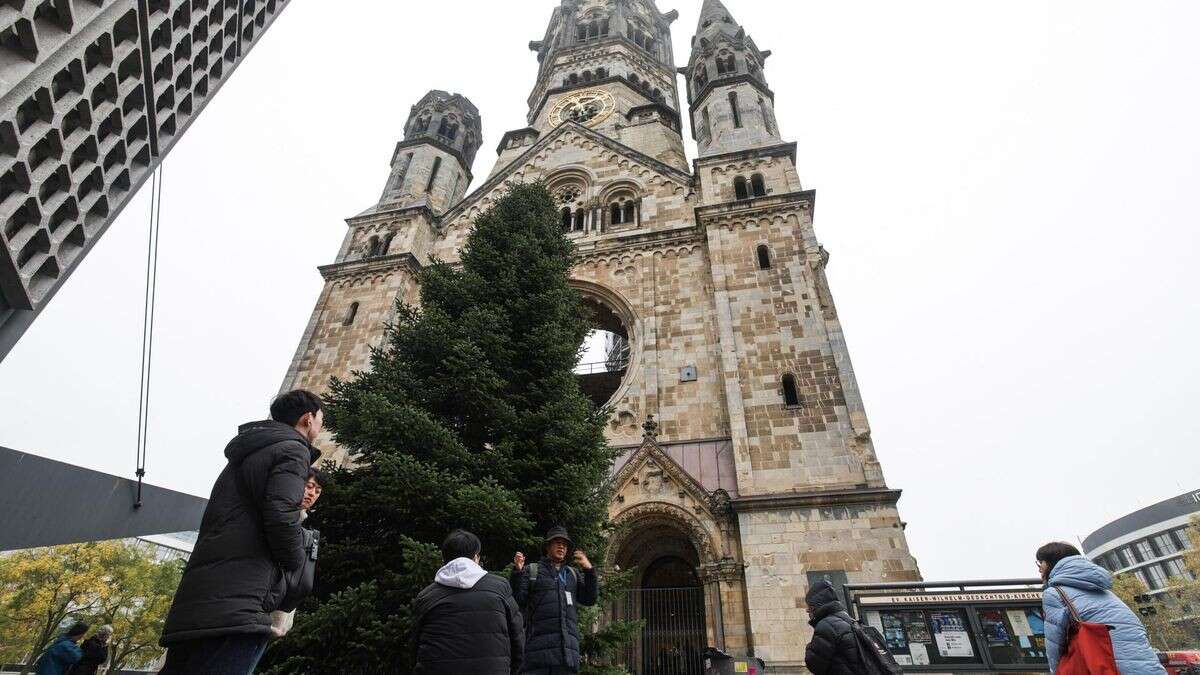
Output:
[1036, 541, 1082, 575]
[65, 622, 89, 638]
[307, 468, 330, 487]
[270, 389, 323, 427]
[442, 530, 481, 563]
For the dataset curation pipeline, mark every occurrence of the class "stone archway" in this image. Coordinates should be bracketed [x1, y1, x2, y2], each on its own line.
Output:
[610, 510, 711, 675]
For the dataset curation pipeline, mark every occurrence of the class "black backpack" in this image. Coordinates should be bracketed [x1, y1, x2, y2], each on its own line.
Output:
[850, 621, 904, 675]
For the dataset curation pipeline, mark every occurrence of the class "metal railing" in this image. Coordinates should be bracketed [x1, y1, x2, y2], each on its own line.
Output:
[611, 587, 707, 675]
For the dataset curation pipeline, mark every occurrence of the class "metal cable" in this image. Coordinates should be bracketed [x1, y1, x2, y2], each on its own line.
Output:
[135, 163, 164, 508]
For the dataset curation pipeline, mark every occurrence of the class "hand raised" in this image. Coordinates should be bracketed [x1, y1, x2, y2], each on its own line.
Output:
[514, 552, 526, 571]
[573, 549, 592, 570]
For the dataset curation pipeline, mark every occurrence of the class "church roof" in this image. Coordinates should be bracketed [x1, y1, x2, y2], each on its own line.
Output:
[437, 120, 693, 227]
[696, 0, 737, 33]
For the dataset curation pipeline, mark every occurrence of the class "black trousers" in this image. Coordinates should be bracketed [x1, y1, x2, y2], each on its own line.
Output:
[159, 634, 270, 675]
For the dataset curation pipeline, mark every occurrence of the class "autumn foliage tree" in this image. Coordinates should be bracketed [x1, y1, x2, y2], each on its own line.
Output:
[0, 540, 182, 673]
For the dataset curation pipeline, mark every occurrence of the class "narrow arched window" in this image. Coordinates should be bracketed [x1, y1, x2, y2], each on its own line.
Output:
[574, 208, 586, 232]
[729, 91, 742, 128]
[630, 73, 639, 86]
[717, 52, 735, 75]
[427, 157, 442, 192]
[611, 203, 623, 225]
[583, 70, 593, 82]
[382, 233, 395, 255]
[782, 374, 800, 407]
[569, 73, 579, 85]
[562, 207, 573, 231]
[367, 236, 381, 257]
[756, 244, 771, 270]
[343, 302, 359, 327]
[751, 173, 766, 197]
[624, 201, 636, 225]
[596, 67, 607, 78]
[702, 107, 712, 143]
[652, 88, 662, 100]
[734, 176, 749, 200]
[759, 96, 774, 134]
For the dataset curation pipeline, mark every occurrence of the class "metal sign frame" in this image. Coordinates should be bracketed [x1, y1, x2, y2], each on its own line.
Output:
[843, 579, 1050, 673]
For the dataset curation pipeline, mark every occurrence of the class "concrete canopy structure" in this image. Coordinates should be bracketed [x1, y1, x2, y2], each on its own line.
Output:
[0, 445, 206, 552]
[0, 0, 291, 361]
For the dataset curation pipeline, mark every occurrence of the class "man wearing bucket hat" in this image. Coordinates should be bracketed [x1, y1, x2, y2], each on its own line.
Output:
[511, 526, 599, 674]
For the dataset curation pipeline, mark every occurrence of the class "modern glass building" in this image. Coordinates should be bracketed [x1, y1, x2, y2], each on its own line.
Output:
[1083, 489, 1199, 593]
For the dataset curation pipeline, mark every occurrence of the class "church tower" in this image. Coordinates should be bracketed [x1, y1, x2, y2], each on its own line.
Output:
[282, 2, 919, 672]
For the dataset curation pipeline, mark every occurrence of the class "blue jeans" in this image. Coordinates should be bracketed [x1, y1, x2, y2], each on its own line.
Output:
[159, 634, 270, 675]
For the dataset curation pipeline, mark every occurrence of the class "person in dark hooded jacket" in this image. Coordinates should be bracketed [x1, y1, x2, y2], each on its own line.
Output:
[411, 530, 525, 674]
[804, 579, 867, 675]
[510, 526, 598, 674]
[158, 390, 324, 675]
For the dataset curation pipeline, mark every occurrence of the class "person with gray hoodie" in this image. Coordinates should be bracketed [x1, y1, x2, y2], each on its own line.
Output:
[411, 530, 525, 675]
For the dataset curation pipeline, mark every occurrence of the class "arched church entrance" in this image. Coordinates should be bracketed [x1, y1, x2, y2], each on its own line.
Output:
[612, 517, 708, 675]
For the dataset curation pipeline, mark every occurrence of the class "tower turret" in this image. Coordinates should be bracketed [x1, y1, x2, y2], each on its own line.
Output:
[377, 91, 482, 213]
[682, 0, 780, 156]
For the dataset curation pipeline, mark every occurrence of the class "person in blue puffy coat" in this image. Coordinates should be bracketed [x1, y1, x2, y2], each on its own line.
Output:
[33, 623, 87, 675]
[1037, 542, 1166, 675]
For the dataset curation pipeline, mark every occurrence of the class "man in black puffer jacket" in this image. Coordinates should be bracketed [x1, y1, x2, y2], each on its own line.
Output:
[411, 530, 525, 674]
[510, 526, 598, 674]
[159, 390, 324, 675]
[804, 579, 867, 675]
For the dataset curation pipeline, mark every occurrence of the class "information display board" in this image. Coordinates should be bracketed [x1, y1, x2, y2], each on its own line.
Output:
[847, 582, 1050, 672]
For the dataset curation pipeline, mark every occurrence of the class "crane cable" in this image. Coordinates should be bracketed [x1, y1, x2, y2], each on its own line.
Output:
[134, 163, 165, 508]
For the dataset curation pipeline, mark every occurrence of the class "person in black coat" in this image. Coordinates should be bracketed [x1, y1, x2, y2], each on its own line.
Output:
[159, 390, 324, 675]
[804, 579, 867, 675]
[69, 625, 110, 675]
[411, 530, 525, 674]
[510, 526, 599, 674]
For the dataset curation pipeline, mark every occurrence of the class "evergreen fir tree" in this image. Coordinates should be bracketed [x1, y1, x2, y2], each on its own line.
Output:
[261, 183, 628, 673]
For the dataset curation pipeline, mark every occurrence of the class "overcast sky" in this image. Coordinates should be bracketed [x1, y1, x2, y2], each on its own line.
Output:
[1, 1, 1198, 581]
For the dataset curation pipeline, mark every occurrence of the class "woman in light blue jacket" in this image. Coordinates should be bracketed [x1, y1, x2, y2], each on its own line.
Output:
[1038, 541, 1165, 675]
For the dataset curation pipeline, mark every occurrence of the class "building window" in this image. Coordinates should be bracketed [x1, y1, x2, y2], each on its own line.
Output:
[1145, 563, 1169, 590]
[366, 236, 381, 257]
[381, 233, 395, 255]
[759, 96, 774, 134]
[716, 51, 735, 75]
[437, 118, 459, 141]
[427, 157, 441, 192]
[596, 67, 607, 78]
[1154, 533, 1179, 555]
[413, 112, 431, 134]
[702, 106, 712, 143]
[1176, 527, 1194, 548]
[756, 244, 771, 270]
[342, 302, 359, 327]
[734, 176, 749, 200]
[1134, 569, 1151, 589]
[562, 207, 573, 231]
[1105, 551, 1122, 571]
[782, 374, 800, 407]
[573, 208, 586, 232]
[694, 65, 709, 90]
[750, 173, 767, 197]
[1136, 540, 1156, 561]
[610, 203, 623, 225]
[1165, 558, 1192, 580]
[1117, 547, 1134, 567]
[729, 91, 742, 128]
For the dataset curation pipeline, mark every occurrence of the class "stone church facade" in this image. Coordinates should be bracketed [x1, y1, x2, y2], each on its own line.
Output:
[280, 0, 920, 671]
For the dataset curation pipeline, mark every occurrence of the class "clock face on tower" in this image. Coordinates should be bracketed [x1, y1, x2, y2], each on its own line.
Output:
[550, 90, 617, 128]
